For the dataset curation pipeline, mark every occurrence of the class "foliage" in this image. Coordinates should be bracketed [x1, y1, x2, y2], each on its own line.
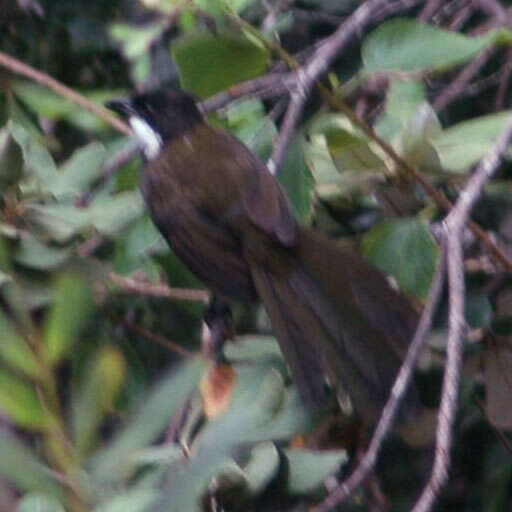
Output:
[1, 1, 512, 511]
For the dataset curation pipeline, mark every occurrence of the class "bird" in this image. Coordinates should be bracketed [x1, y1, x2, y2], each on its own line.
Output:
[106, 88, 420, 422]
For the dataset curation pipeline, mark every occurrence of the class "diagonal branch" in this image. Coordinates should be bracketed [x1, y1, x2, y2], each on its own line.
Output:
[0, 50, 131, 135]
[412, 113, 512, 512]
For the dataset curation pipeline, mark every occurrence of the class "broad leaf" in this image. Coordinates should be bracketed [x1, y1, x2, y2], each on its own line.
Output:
[362, 19, 510, 74]
[73, 346, 126, 456]
[0, 370, 50, 429]
[172, 32, 269, 98]
[0, 309, 41, 379]
[0, 433, 62, 496]
[90, 357, 205, 482]
[362, 218, 439, 299]
[43, 273, 93, 365]
[430, 111, 512, 173]
[284, 448, 348, 495]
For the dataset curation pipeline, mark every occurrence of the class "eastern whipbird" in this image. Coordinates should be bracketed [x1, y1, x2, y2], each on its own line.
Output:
[106, 88, 420, 422]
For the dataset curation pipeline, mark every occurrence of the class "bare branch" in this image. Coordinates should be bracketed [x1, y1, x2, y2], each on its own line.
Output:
[473, 0, 507, 19]
[199, 72, 295, 113]
[108, 272, 210, 303]
[311, 245, 447, 512]
[495, 48, 512, 111]
[107, 311, 194, 358]
[419, 0, 445, 21]
[0, 50, 131, 135]
[412, 113, 512, 512]
[434, 47, 495, 112]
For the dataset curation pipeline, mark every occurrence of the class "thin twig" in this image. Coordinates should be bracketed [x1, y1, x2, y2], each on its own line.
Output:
[434, 47, 495, 113]
[419, 0, 445, 21]
[199, 72, 295, 113]
[311, 245, 447, 512]
[77, 141, 142, 205]
[108, 272, 210, 303]
[495, 48, 512, 111]
[0, 50, 131, 135]
[473, 0, 507, 19]
[107, 311, 194, 358]
[412, 113, 512, 512]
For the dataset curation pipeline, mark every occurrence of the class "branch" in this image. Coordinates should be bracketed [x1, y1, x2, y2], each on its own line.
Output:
[473, 0, 507, 19]
[311, 244, 447, 512]
[107, 311, 194, 358]
[495, 47, 512, 111]
[77, 141, 141, 206]
[199, 72, 295, 113]
[108, 272, 210, 303]
[0, 50, 131, 135]
[412, 113, 512, 512]
[434, 47, 495, 112]
[268, 0, 425, 174]
[419, 0, 445, 21]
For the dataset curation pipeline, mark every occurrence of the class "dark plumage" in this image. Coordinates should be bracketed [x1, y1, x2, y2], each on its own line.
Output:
[107, 89, 420, 421]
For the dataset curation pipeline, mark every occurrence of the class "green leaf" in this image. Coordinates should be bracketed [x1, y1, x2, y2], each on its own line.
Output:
[0, 433, 62, 496]
[430, 111, 512, 173]
[140, 0, 180, 13]
[0, 126, 23, 189]
[14, 234, 72, 271]
[90, 357, 205, 482]
[278, 136, 314, 222]
[308, 115, 387, 198]
[324, 124, 386, 174]
[110, 22, 166, 59]
[362, 19, 508, 74]
[13, 83, 126, 133]
[73, 346, 126, 456]
[284, 448, 348, 494]
[17, 494, 65, 512]
[172, 32, 269, 98]
[43, 273, 93, 365]
[243, 442, 280, 495]
[361, 218, 439, 299]
[13, 82, 75, 120]
[24, 205, 89, 242]
[9, 122, 57, 182]
[305, 134, 342, 199]
[193, 0, 225, 16]
[87, 192, 145, 236]
[0, 309, 42, 379]
[0, 370, 50, 429]
[25, 191, 144, 242]
[93, 490, 159, 512]
[46, 143, 106, 199]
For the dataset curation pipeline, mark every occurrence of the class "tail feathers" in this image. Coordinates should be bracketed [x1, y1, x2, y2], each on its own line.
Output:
[249, 228, 421, 422]
[250, 265, 327, 404]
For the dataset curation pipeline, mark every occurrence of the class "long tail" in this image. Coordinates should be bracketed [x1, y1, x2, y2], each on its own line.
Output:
[249, 227, 420, 422]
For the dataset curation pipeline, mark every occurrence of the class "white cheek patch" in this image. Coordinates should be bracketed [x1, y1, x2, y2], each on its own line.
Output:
[129, 117, 163, 160]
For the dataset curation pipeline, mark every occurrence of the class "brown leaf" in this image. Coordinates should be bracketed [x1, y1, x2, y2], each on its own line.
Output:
[200, 363, 236, 419]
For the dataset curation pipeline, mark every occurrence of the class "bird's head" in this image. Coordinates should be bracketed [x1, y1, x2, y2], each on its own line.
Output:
[106, 88, 202, 159]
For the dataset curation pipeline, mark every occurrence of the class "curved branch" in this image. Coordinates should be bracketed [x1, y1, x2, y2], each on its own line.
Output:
[0, 50, 131, 135]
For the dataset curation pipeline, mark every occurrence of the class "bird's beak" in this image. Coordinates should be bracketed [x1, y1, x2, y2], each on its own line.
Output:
[105, 98, 133, 118]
